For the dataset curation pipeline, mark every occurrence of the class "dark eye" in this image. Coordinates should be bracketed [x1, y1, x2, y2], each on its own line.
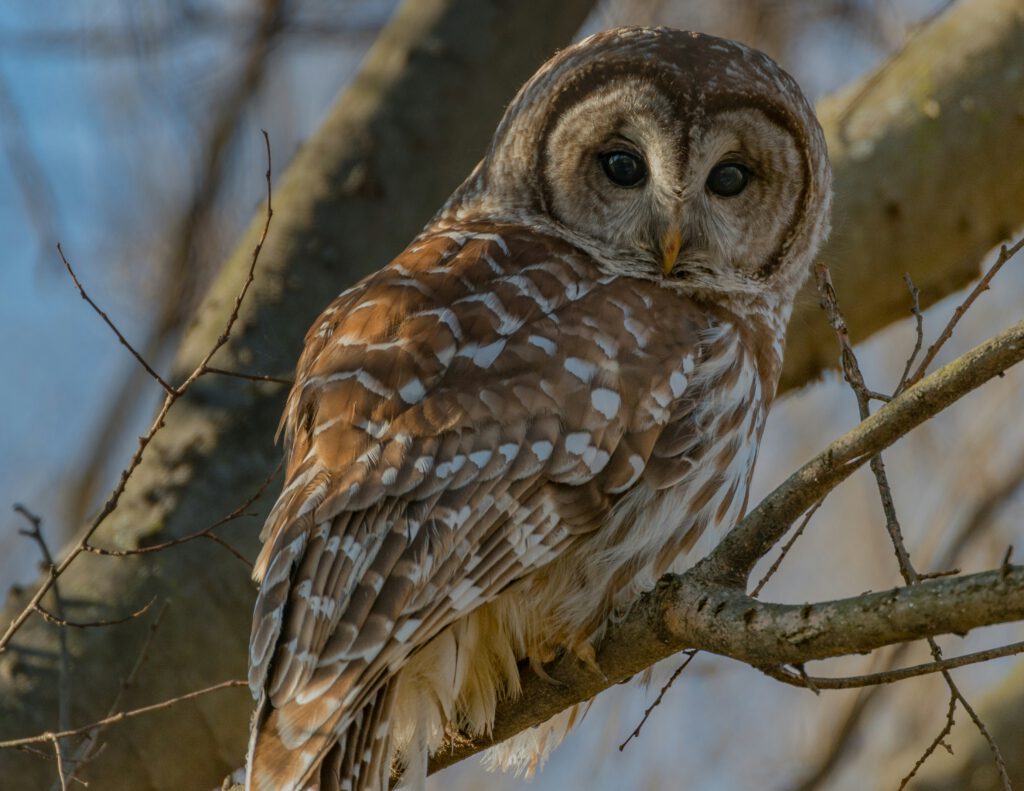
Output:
[707, 163, 751, 197]
[599, 150, 647, 188]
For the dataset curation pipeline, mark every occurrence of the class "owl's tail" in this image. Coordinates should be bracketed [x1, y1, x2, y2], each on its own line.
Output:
[246, 680, 397, 791]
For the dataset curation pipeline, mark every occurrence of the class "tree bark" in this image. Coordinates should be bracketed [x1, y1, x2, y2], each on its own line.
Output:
[0, 0, 1022, 789]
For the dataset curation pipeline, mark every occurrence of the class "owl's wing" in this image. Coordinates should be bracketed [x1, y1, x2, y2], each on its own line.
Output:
[246, 227, 705, 791]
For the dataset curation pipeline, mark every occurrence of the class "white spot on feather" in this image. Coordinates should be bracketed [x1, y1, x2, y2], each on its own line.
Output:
[528, 335, 557, 355]
[565, 432, 590, 455]
[564, 357, 595, 383]
[532, 440, 553, 461]
[399, 378, 426, 404]
[469, 449, 493, 468]
[472, 339, 506, 368]
[591, 388, 621, 419]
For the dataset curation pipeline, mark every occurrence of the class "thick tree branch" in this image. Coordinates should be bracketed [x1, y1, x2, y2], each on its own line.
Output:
[429, 563, 1024, 771]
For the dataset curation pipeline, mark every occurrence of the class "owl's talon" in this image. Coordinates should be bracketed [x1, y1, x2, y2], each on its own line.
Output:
[529, 657, 567, 687]
[573, 642, 607, 681]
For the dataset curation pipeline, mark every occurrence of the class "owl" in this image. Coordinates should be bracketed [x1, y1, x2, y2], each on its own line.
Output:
[245, 26, 831, 791]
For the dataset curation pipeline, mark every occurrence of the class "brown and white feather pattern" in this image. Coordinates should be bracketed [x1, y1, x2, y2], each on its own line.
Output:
[247, 225, 780, 790]
[246, 24, 831, 791]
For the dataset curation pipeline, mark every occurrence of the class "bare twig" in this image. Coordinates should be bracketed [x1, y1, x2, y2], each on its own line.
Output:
[85, 531, 253, 568]
[0, 130, 273, 656]
[58, 245, 176, 395]
[202, 366, 293, 386]
[50, 737, 67, 791]
[895, 272, 925, 394]
[0, 680, 246, 750]
[764, 639, 1024, 690]
[618, 650, 697, 751]
[32, 599, 155, 630]
[57, 604, 168, 788]
[907, 236, 1024, 387]
[816, 262, 1012, 790]
[751, 499, 824, 598]
[899, 696, 957, 790]
[83, 460, 281, 570]
[14, 506, 72, 770]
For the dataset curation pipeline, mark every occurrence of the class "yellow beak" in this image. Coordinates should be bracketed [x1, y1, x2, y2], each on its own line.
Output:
[661, 227, 682, 276]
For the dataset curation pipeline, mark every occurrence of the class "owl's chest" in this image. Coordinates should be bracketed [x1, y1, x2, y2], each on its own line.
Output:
[605, 351, 768, 584]
[511, 343, 771, 651]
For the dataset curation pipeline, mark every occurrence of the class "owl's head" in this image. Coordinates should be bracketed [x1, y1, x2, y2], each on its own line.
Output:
[441, 27, 832, 313]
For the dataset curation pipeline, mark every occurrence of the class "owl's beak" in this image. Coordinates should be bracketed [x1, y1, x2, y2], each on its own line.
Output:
[661, 227, 683, 276]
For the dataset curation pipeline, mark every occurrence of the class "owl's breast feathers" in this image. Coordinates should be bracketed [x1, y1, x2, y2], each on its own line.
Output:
[246, 224, 782, 791]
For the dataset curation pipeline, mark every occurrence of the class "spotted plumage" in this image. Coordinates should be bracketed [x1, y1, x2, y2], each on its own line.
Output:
[247, 26, 831, 791]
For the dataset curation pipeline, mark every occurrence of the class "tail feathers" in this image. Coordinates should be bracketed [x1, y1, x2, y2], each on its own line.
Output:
[247, 682, 397, 791]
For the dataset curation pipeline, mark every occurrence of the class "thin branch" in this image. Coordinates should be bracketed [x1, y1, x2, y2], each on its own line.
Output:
[57, 245, 176, 396]
[50, 737, 67, 791]
[907, 236, 1024, 387]
[816, 260, 1011, 790]
[763, 639, 1024, 690]
[0, 130, 273, 655]
[0, 680, 246, 750]
[895, 272, 925, 395]
[899, 696, 957, 790]
[32, 598, 155, 630]
[618, 649, 697, 751]
[751, 499, 824, 598]
[201, 366, 293, 386]
[83, 460, 281, 570]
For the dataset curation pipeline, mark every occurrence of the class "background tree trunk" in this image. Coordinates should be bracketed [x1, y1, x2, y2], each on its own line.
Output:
[0, 0, 1022, 788]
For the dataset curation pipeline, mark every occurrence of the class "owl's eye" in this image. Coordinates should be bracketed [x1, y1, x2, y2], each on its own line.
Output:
[599, 151, 647, 188]
[707, 163, 751, 197]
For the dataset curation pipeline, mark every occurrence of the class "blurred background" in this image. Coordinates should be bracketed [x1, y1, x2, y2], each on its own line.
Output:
[1, 1, 1022, 789]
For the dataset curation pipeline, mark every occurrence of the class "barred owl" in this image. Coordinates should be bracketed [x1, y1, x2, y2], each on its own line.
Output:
[246, 26, 831, 791]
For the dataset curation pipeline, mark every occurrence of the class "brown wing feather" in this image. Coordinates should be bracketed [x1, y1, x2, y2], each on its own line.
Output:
[247, 226, 707, 791]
